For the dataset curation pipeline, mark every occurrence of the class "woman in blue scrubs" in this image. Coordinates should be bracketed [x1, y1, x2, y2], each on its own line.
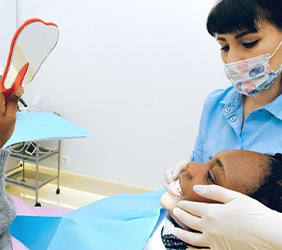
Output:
[164, 0, 282, 249]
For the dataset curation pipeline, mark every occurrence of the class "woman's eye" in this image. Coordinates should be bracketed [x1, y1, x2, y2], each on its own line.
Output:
[220, 45, 229, 52]
[206, 170, 216, 184]
[242, 40, 259, 48]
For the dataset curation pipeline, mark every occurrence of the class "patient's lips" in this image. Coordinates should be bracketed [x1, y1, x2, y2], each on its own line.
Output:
[169, 179, 183, 196]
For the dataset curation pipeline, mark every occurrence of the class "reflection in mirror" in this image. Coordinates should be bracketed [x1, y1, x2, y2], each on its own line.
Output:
[1, 18, 59, 97]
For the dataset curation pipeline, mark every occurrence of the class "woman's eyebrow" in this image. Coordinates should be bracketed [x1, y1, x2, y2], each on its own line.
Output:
[217, 30, 255, 41]
[216, 36, 226, 41]
[215, 158, 225, 177]
[234, 30, 253, 39]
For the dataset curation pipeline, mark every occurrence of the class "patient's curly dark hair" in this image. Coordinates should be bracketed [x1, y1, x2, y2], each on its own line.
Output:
[250, 153, 282, 212]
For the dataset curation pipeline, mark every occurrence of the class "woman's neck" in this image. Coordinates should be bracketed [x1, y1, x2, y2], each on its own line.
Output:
[243, 78, 282, 121]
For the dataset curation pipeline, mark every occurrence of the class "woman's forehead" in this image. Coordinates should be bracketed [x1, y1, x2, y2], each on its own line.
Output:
[216, 150, 269, 194]
[215, 149, 263, 158]
[213, 150, 268, 173]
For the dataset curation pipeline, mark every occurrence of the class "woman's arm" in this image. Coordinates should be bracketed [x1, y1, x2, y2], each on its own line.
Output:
[0, 148, 16, 250]
[171, 185, 282, 250]
[0, 88, 23, 249]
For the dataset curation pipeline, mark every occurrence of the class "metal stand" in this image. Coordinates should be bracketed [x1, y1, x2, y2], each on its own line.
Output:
[5, 140, 61, 206]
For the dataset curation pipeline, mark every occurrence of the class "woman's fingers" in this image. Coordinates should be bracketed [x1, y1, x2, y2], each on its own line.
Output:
[0, 90, 6, 115]
[8, 88, 24, 103]
[171, 226, 209, 248]
[173, 206, 203, 231]
[192, 185, 243, 203]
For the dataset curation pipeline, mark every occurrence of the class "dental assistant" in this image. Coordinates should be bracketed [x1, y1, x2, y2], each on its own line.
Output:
[163, 0, 282, 249]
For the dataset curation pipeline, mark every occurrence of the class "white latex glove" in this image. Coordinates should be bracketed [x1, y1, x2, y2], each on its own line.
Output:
[171, 185, 282, 250]
[163, 160, 188, 190]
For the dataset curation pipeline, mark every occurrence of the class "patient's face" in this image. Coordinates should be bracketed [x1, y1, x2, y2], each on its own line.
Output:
[161, 150, 269, 224]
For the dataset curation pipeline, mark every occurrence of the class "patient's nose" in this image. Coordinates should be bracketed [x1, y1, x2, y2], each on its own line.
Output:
[186, 162, 202, 178]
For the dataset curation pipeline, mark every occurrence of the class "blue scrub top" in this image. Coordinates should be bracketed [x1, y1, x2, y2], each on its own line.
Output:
[191, 86, 282, 162]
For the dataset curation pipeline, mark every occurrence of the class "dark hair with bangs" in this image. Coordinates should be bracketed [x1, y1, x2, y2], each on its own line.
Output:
[250, 153, 282, 212]
[207, 0, 282, 37]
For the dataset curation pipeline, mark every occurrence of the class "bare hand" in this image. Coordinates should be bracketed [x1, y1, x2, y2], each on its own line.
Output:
[0, 88, 24, 148]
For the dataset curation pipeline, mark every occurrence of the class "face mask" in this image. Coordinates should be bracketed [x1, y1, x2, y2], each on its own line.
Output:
[223, 41, 282, 96]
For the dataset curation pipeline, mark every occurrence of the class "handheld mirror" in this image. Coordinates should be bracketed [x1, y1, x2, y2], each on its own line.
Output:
[0, 18, 59, 97]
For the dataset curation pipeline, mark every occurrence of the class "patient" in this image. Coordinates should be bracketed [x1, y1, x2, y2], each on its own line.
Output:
[159, 150, 282, 249]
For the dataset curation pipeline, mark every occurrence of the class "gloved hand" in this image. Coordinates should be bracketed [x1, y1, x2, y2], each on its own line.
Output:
[163, 160, 188, 191]
[171, 185, 282, 250]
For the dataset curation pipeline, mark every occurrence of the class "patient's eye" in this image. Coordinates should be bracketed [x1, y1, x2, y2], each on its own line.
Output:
[206, 170, 216, 184]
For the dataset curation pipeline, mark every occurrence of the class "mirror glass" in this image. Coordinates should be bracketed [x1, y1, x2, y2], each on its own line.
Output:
[1, 18, 59, 97]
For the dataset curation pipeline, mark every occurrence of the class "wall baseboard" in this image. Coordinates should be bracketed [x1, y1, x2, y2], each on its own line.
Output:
[22, 165, 152, 196]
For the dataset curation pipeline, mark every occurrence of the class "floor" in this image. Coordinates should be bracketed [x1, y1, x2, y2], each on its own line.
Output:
[6, 166, 151, 210]
[6, 183, 106, 210]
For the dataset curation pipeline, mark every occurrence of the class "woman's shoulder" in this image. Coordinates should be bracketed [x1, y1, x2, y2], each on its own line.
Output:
[206, 86, 234, 99]
[204, 86, 236, 105]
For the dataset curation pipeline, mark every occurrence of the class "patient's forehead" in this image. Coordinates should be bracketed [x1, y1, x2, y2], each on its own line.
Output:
[214, 150, 269, 194]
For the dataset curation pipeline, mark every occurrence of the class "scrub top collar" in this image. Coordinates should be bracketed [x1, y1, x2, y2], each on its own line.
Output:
[220, 87, 244, 112]
[264, 94, 282, 120]
[219, 87, 282, 121]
